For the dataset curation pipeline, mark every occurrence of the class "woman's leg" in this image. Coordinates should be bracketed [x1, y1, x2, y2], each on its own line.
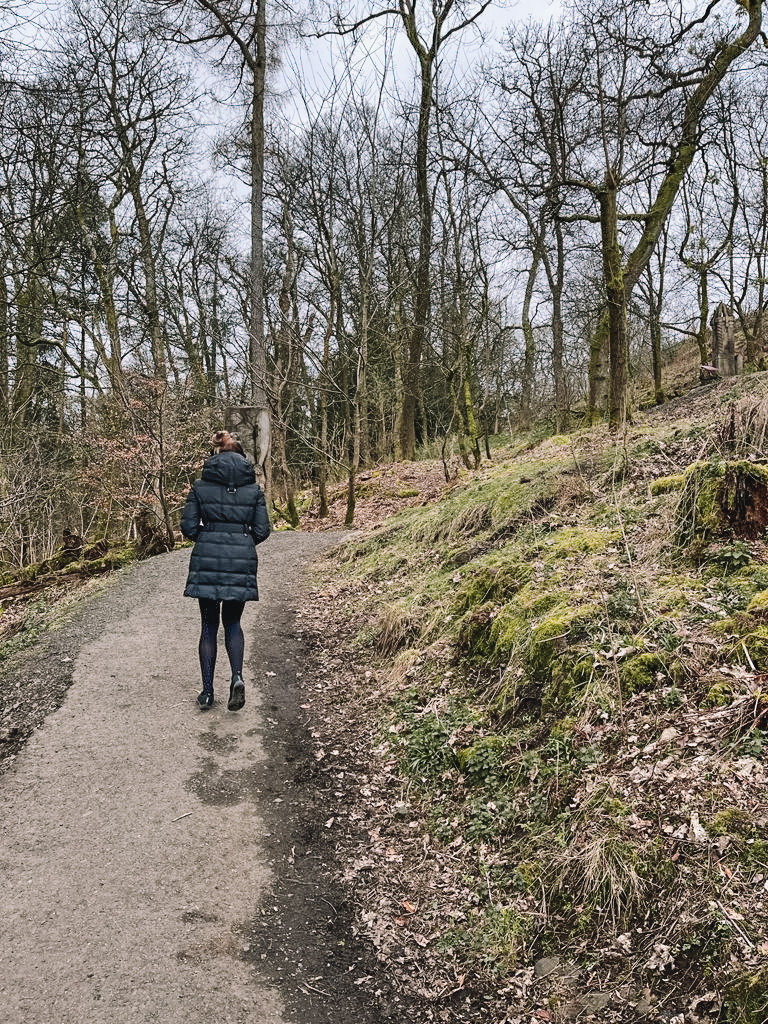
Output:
[221, 600, 245, 676]
[198, 598, 221, 705]
[222, 600, 246, 710]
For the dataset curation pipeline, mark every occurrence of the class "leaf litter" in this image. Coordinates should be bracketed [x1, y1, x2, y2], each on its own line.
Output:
[294, 386, 768, 1023]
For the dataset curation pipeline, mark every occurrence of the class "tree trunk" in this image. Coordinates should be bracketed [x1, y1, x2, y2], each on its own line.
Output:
[589, 1, 764, 421]
[551, 215, 568, 432]
[520, 246, 540, 425]
[249, 0, 271, 493]
[398, 52, 433, 460]
[318, 313, 332, 518]
[696, 264, 710, 366]
[623, 1, 764, 298]
[598, 174, 628, 431]
[131, 185, 165, 376]
[462, 374, 480, 468]
[358, 273, 370, 469]
[12, 277, 44, 425]
[0, 262, 8, 422]
[649, 289, 665, 406]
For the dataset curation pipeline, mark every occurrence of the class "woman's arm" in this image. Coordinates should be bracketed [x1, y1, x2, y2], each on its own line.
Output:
[250, 488, 272, 544]
[181, 484, 203, 541]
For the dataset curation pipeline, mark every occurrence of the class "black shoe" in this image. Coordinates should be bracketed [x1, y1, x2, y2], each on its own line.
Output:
[197, 688, 214, 710]
[227, 674, 245, 712]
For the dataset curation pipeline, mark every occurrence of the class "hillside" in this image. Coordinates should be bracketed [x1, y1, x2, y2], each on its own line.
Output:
[297, 374, 768, 1024]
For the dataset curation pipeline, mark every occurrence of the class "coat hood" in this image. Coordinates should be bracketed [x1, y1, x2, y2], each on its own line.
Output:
[201, 450, 256, 490]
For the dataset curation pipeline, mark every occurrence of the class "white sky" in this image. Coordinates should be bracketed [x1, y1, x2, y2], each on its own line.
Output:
[8, 1, 563, 103]
[275, 0, 564, 131]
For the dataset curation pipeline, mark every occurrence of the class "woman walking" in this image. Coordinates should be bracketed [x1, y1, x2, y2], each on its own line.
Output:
[181, 430, 271, 711]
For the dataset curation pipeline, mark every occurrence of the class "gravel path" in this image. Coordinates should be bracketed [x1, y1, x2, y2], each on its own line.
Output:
[0, 532, 349, 1024]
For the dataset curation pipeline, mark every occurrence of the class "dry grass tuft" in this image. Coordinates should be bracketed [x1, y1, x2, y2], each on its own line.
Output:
[718, 390, 768, 459]
[374, 605, 420, 656]
[548, 828, 646, 930]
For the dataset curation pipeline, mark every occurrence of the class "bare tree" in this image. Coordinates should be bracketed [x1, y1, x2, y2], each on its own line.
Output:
[152, 0, 275, 488]
[319, 0, 493, 459]
[578, 0, 765, 427]
[477, 18, 587, 431]
[708, 77, 768, 366]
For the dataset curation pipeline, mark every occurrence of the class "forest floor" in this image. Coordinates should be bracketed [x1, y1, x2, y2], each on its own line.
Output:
[279, 377, 768, 1024]
[4, 375, 768, 1024]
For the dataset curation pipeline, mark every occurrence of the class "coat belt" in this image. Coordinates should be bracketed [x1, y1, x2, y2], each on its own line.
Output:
[203, 522, 251, 533]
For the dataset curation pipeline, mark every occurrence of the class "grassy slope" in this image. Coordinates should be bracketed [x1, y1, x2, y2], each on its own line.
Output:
[320, 376, 768, 1023]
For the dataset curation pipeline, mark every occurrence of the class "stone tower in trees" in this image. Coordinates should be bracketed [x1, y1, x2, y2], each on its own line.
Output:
[711, 302, 740, 376]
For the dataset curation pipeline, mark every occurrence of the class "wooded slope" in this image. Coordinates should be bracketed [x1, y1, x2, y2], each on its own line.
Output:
[302, 374, 768, 1024]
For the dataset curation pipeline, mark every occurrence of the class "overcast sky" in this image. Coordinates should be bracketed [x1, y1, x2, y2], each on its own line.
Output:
[275, 0, 565, 131]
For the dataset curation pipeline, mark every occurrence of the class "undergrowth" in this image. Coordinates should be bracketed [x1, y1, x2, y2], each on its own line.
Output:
[0, 544, 139, 655]
[335, 388, 768, 1021]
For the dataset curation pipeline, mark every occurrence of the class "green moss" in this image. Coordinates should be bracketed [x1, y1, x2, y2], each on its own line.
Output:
[543, 655, 595, 714]
[535, 525, 619, 559]
[483, 589, 577, 664]
[452, 553, 533, 614]
[400, 453, 576, 549]
[405, 472, 548, 546]
[734, 625, 768, 670]
[675, 459, 768, 548]
[743, 839, 768, 869]
[709, 808, 755, 838]
[0, 545, 137, 588]
[734, 564, 768, 589]
[710, 610, 768, 668]
[618, 652, 682, 696]
[465, 597, 603, 721]
[723, 967, 768, 1023]
[313, 407, 768, 1015]
[528, 602, 602, 678]
[702, 680, 734, 708]
[675, 460, 728, 546]
[650, 474, 685, 496]
[601, 797, 630, 817]
[59, 546, 137, 575]
[510, 859, 542, 891]
[456, 602, 498, 658]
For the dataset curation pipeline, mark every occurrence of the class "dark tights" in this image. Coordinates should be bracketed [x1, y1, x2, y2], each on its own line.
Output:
[198, 598, 245, 690]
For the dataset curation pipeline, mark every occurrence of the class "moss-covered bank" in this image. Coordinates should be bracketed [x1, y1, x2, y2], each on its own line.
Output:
[328, 403, 768, 1020]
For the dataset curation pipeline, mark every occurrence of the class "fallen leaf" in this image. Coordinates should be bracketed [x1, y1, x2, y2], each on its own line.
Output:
[688, 810, 708, 844]
[659, 726, 679, 744]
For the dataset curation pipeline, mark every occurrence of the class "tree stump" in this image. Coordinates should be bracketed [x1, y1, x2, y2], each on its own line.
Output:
[674, 460, 768, 547]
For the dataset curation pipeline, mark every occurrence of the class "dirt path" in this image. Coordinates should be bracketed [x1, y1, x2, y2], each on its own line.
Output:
[0, 532, 398, 1024]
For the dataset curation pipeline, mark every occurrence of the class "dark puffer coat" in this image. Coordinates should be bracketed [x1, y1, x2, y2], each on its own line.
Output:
[181, 451, 271, 602]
